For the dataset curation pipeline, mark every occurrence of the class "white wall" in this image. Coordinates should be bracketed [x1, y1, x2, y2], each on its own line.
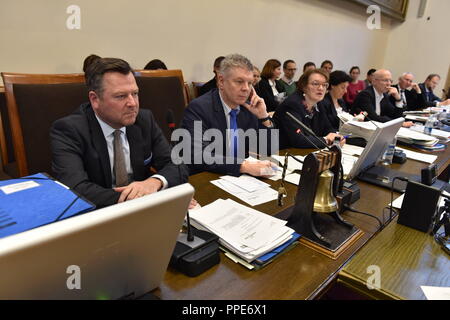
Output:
[0, 0, 392, 85]
[383, 0, 449, 96]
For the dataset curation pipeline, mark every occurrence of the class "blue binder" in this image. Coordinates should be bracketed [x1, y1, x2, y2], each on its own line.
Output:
[0, 173, 95, 239]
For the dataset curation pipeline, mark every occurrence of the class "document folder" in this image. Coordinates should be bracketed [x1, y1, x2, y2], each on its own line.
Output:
[0, 173, 95, 239]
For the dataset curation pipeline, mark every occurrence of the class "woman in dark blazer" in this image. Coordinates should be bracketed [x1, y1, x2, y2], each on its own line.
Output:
[273, 69, 344, 149]
[320, 70, 352, 131]
[256, 59, 285, 112]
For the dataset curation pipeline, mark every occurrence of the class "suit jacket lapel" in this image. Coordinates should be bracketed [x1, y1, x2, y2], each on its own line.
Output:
[126, 124, 145, 181]
[212, 89, 228, 133]
[86, 106, 113, 187]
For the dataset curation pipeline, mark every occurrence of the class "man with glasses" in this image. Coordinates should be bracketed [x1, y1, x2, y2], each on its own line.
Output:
[391, 72, 426, 111]
[280, 60, 298, 96]
[419, 74, 450, 107]
[181, 54, 277, 177]
[352, 69, 413, 127]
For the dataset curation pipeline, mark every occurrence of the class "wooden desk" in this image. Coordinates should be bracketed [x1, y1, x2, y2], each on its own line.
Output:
[338, 220, 450, 300]
[155, 147, 450, 300]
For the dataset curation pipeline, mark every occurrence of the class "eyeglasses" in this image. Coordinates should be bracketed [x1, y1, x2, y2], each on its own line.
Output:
[286, 68, 297, 72]
[376, 78, 393, 83]
[309, 81, 329, 89]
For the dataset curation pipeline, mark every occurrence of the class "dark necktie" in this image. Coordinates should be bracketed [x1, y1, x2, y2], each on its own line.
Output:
[401, 90, 407, 107]
[427, 91, 433, 102]
[229, 109, 238, 157]
[113, 130, 128, 187]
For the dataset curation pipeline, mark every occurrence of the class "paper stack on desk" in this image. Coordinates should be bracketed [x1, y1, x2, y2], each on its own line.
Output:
[210, 175, 279, 206]
[396, 127, 439, 146]
[189, 198, 296, 263]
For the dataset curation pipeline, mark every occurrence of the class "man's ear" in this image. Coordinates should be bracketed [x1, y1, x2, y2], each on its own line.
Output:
[217, 73, 224, 90]
[89, 90, 99, 110]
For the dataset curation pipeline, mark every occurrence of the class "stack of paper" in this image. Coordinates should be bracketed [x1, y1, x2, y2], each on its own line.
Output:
[189, 198, 296, 263]
[339, 120, 379, 141]
[210, 175, 279, 206]
[409, 125, 450, 143]
[396, 127, 439, 146]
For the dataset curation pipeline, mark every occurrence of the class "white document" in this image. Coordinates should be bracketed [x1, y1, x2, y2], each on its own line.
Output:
[390, 191, 449, 210]
[0, 181, 40, 195]
[189, 199, 295, 262]
[342, 154, 359, 175]
[220, 175, 271, 193]
[210, 179, 279, 206]
[395, 147, 438, 164]
[284, 173, 301, 185]
[421, 286, 450, 300]
[271, 154, 304, 171]
[410, 125, 450, 142]
[341, 144, 365, 156]
[396, 127, 439, 146]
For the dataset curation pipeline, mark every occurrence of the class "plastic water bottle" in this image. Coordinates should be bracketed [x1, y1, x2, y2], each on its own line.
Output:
[424, 115, 435, 135]
[381, 137, 396, 165]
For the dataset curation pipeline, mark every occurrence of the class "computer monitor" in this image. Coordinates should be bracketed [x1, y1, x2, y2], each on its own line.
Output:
[0, 183, 194, 300]
[346, 117, 404, 181]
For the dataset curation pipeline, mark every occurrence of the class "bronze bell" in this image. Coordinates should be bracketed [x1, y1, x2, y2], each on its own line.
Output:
[313, 169, 339, 213]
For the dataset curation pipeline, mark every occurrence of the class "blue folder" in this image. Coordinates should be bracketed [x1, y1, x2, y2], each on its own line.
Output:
[253, 232, 301, 266]
[0, 173, 95, 239]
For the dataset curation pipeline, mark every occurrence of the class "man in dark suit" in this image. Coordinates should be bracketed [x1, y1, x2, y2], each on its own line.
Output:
[352, 69, 412, 127]
[419, 74, 450, 107]
[391, 72, 426, 111]
[181, 54, 277, 176]
[51, 58, 188, 208]
[198, 56, 225, 97]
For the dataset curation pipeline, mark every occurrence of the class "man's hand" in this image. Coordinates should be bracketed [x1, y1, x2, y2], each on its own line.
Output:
[324, 133, 345, 146]
[188, 198, 199, 210]
[114, 177, 162, 203]
[240, 160, 278, 177]
[438, 99, 450, 107]
[242, 87, 271, 126]
[411, 82, 421, 94]
[387, 86, 401, 100]
[402, 121, 414, 128]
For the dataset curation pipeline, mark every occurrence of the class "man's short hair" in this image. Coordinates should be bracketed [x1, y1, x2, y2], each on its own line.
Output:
[83, 54, 101, 73]
[283, 60, 296, 69]
[85, 57, 134, 94]
[303, 62, 316, 72]
[297, 68, 329, 92]
[214, 56, 226, 69]
[320, 60, 333, 68]
[426, 74, 441, 81]
[218, 54, 253, 77]
[367, 68, 377, 76]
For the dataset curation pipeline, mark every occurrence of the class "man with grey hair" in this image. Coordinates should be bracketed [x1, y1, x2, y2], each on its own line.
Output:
[390, 72, 426, 111]
[352, 69, 413, 127]
[181, 54, 277, 176]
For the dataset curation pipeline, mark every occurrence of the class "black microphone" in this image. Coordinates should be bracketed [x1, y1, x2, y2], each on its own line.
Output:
[285, 111, 344, 192]
[166, 108, 194, 241]
[285, 111, 330, 150]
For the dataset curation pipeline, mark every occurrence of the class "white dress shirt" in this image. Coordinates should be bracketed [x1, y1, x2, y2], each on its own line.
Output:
[95, 114, 168, 189]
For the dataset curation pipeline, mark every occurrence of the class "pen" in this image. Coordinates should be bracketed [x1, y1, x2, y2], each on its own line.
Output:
[343, 134, 352, 139]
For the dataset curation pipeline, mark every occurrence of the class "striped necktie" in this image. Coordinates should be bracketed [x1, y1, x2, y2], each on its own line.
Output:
[113, 130, 128, 187]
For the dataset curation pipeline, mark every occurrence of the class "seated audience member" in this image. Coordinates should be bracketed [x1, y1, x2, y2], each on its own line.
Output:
[144, 59, 168, 70]
[419, 74, 450, 107]
[303, 62, 316, 73]
[344, 66, 365, 107]
[252, 66, 261, 87]
[321, 70, 352, 131]
[351, 69, 413, 127]
[273, 69, 344, 149]
[320, 60, 333, 74]
[51, 58, 188, 209]
[83, 54, 101, 73]
[391, 73, 426, 111]
[256, 59, 286, 112]
[198, 56, 225, 96]
[181, 54, 277, 177]
[364, 68, 376, 87]
[279, 60, 298, 96]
